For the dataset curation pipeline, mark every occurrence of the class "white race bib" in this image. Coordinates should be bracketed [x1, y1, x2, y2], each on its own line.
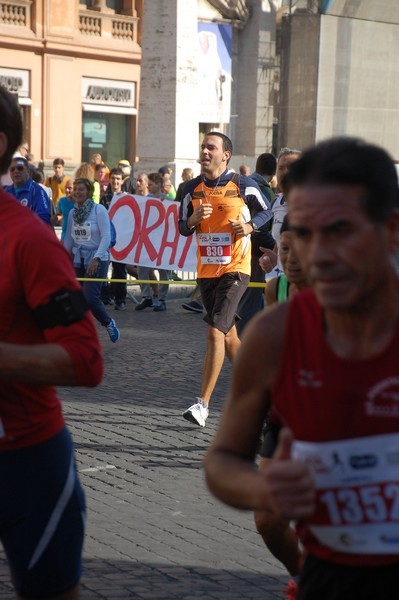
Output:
[72, 222, 91, 242]
[293, 433, 399, 554]
[198, 232, 232, 265]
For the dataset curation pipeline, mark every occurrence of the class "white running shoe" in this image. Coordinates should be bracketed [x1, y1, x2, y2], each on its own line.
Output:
[183, 399, 209, 427]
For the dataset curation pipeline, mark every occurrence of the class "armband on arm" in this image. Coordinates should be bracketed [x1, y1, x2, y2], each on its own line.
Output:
[33, 288, 89, 329]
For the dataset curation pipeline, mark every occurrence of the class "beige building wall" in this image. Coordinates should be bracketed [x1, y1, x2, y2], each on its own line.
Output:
[316, 15, 399, 159]
[43, 56, 140, 164]
[44, 56, 80, 163]
[0, 0, 141, 173]
[0, 49, 43, 161]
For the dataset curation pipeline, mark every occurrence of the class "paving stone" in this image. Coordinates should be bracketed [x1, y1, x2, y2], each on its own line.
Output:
[0, 297, 288, 599]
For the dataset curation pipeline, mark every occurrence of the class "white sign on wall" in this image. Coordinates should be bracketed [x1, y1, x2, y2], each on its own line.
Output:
[82, 77, 136, 108]
[0, 67, 30, 100]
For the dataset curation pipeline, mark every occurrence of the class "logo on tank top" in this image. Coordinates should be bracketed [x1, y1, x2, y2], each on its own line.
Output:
[366, 377, 399, 418]
[295, 450, 346, 476]
[298, 369, 322, 388]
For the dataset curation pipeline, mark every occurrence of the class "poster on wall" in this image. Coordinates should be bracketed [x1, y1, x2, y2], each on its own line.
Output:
[197, 22, 232, 124]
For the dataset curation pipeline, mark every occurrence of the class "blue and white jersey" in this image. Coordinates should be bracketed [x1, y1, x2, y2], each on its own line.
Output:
[5, 179, 51, 224]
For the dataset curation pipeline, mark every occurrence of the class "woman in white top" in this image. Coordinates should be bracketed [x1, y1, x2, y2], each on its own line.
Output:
[64, 177, 120, 342]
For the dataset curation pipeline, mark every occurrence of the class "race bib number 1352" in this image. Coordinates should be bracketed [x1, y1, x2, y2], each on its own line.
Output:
[293, 433, 399, 554]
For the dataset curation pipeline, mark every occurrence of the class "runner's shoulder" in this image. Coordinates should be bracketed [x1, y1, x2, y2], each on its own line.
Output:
[238, 174, 258, 187]
[183, 175, 202, 198]
[236, 173, 263, 200]
[265, 278, 278, 306]
[240, 302, 289, 382]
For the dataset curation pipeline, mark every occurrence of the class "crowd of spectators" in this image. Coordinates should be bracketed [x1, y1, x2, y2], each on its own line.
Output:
[0, 148, 193, 318]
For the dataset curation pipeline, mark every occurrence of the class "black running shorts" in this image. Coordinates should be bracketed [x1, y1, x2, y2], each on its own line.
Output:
[298, 554, 399, 600]
[259, 419, 280, 458]
[198, 271, 250, 334]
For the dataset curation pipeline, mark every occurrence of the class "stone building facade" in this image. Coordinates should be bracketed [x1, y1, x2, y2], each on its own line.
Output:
[1, 0, 398, 181]
[135, 0, 278, 177]
[136, 0, 399, 180]
[278, 0, 399, 159]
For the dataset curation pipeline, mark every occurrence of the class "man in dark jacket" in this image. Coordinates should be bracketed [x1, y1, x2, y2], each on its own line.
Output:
[236, 153, 277, 336]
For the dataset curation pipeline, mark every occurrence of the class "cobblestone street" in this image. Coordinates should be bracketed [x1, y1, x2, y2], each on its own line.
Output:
[0, 292, 287, 599]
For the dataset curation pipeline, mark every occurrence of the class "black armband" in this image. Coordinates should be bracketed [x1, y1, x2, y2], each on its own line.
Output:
[33, 288, 89, 329]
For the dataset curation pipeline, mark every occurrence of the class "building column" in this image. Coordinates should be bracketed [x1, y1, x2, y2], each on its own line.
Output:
[90, 0, 112, 13]
[135, 0, 200, 183]
[233, 0, 277, 161]
[120, 0, 136, 17]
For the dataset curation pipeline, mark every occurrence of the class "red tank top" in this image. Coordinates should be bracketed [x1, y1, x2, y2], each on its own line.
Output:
[272, 288, 399, 566]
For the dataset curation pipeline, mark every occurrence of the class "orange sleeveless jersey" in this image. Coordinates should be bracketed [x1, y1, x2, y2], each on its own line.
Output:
[192, 178, 252, 278]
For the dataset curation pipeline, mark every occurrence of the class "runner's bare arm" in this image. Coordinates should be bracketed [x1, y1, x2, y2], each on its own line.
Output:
[228, 219, 253, 236]
[0, 315, 103, 387]
[265, 277, 278, 306]
[204, 304, 285, 508]
[188, 200, 212, 228]
[204, 303, 316, 520]
[259, 247, 278, 273]
[0, 343, 78, 385]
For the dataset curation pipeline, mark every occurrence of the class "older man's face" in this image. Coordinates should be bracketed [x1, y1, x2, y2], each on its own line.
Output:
[9, 160, 30, 186]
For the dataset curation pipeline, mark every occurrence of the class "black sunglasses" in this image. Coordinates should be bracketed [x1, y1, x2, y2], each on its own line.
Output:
[10, 166, 25, 172]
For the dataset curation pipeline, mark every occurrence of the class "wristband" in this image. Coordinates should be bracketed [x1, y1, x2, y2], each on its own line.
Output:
[249, 220, 258, 232]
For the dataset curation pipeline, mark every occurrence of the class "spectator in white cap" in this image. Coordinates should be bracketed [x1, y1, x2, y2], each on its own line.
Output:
[117, 159, 136, 194]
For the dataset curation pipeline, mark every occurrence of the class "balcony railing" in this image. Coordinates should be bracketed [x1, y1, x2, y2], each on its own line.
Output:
[0, 0, 31, 29]
[79, 9, 138, 43]
[112, 16, 135, 41]
[79, 13, 101, 36]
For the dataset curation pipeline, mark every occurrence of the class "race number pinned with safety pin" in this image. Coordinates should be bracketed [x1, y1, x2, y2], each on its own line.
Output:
[72, 222, 92, 242]
[198, 232, 232, 265]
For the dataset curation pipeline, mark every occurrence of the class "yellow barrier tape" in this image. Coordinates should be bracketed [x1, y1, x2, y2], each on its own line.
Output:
[76, 278, 266, 288]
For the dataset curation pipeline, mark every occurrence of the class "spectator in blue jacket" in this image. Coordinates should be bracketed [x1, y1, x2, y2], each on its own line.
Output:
[5, 156, 51, 224]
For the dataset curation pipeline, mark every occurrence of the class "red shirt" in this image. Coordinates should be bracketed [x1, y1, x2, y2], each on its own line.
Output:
[0, 189, 103, 450]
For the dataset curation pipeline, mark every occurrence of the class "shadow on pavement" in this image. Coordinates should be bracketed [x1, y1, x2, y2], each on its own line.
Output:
[0, 554, 288, 599]
[80, 558, 287, 599]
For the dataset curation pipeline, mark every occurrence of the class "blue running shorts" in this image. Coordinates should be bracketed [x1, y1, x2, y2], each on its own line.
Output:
[0, 426, 86, 598]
